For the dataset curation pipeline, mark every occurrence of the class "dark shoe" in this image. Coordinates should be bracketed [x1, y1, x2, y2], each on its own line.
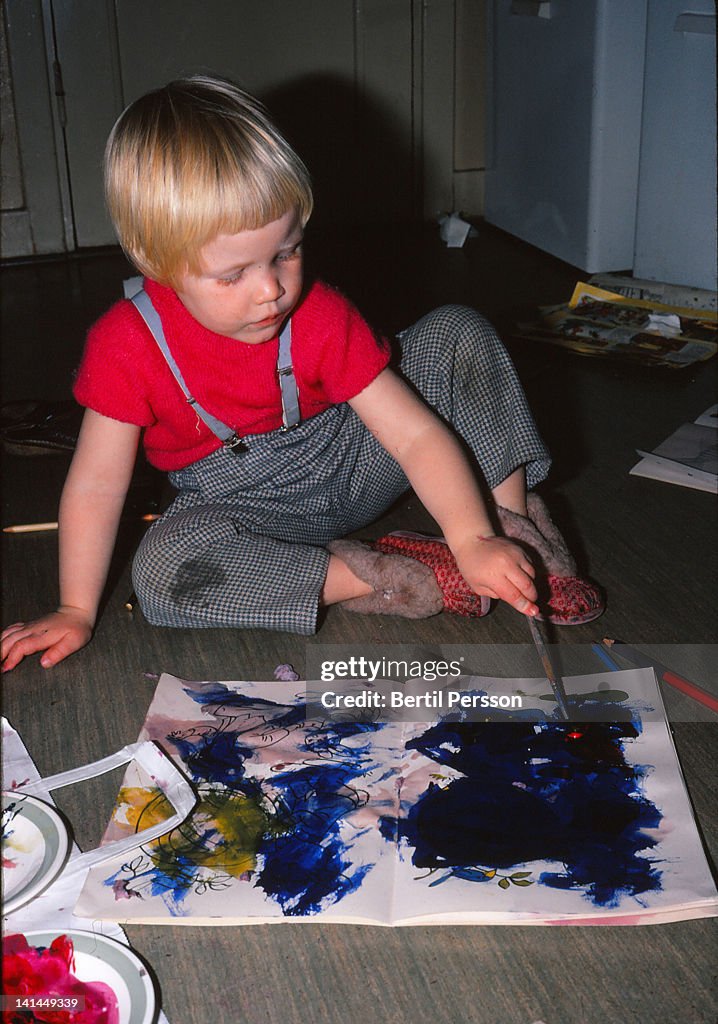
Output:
[1, 400, 83, 455]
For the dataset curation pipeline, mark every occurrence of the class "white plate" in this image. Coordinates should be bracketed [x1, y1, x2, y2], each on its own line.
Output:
[11, 930, 157, 1024]
[2, 791, 70, 914]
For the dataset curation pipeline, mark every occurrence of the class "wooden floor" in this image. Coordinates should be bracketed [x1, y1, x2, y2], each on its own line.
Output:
[2, 223, 716, 1024]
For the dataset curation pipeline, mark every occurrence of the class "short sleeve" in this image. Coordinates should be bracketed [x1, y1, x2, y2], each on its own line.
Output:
[296, 283, 391, 404]
[73, 300, 157, 427]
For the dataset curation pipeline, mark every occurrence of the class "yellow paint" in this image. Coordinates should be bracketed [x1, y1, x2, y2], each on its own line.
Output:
[116, 786, 174, 832]
[152, 789, 282, 879]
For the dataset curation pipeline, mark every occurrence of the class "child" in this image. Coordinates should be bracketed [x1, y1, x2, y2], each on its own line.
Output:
[1, 76, 602, 672]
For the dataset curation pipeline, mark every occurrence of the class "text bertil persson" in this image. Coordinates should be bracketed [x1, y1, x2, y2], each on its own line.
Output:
[320, 690, 523, 709]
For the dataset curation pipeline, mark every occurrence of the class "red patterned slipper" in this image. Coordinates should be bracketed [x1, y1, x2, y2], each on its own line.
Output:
[541, 574, 605, 626]
[371, 532, 491, 618]
[497, 494, 605, 626]
[327, 538, 443, 618]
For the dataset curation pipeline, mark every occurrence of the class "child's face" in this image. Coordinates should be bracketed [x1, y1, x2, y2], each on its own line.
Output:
[174, 209, 304, 343]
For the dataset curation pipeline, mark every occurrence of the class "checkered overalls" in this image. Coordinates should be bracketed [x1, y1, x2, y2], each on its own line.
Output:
[132, 305, 550, 632]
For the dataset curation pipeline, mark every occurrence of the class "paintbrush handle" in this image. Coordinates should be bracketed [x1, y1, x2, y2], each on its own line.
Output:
[528, 616, 570, 719]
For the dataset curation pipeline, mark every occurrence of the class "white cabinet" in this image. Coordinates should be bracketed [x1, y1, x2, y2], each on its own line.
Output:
[484, 0, 717, 290]
[484, 0, 647, 273]
[633, 2, 716, 291]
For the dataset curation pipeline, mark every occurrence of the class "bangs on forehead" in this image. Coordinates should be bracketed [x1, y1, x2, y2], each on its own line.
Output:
[180, 178, 308, 278]
[159, 114, 311, 280]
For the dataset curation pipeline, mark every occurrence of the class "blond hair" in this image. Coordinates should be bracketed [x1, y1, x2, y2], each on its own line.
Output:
[104, 76, 313, 286]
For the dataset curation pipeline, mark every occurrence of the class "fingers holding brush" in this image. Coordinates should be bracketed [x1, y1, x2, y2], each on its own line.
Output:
[454, 535, 539, 616]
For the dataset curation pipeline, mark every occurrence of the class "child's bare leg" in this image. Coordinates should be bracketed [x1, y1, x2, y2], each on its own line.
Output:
[490, 466, 527, 517]
[320, 555, 372, 606]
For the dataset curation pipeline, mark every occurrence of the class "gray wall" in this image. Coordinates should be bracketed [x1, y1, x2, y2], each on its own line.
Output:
[1, 0, 488, 258]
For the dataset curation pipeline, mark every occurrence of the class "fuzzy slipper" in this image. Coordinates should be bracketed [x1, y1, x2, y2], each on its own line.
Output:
[370, 533, 491, 617]
[327, 539, 444, 618]
[496, 493, 604, 626]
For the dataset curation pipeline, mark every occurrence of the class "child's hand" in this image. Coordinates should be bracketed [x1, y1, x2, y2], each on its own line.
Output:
[1, 607, 94, 672]
[453, 535, 538, 617]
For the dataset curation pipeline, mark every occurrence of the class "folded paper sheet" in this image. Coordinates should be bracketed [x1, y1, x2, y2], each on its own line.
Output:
[76, 669, 718, 926]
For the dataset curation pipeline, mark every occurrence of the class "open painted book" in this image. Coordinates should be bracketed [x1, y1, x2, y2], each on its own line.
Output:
[75, 669, 718, 927]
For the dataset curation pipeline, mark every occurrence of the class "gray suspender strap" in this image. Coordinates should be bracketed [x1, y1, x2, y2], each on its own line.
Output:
[276, 321, 300, 431]
[129, 288, 244, 450]
[125, 281, 300, 452]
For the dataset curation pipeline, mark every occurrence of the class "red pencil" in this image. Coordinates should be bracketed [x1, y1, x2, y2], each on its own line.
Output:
[602, 638, 718, 714]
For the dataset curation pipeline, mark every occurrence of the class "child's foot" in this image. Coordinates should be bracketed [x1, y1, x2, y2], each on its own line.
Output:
[326, 539, 443, 618]
[496, 493, 604, 626]
[327, 536, 490, 618]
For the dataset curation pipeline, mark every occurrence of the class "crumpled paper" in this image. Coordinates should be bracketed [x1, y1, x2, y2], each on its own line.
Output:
[438, 212, 477, 248]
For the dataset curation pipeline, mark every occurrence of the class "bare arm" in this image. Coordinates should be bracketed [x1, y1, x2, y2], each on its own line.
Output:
[1, 409, 141, 671]
[349, 369, 538, 614]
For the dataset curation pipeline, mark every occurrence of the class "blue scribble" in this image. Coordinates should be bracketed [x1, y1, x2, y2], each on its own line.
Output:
[107, 683, 384, 916]
[381, 704, 663, 907]
[257, 761, 374, 915]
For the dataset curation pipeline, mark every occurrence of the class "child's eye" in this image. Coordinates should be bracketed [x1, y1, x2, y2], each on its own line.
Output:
[217, 271, 244, 286]
[277, 243, 302, 263]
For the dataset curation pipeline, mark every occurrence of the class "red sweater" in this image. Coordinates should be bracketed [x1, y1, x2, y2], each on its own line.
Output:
[74, 278, 390, 470]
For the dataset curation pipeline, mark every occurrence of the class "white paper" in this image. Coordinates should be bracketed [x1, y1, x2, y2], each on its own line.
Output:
[694, 403, 718, 429]
[439, 212, 473, 248]
[631, 420, 718, 493]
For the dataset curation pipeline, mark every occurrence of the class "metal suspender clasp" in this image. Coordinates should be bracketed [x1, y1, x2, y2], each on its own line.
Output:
[223, 433, 248, 453]
[277, 365, 299, 432]
[276, 319, 300, 432]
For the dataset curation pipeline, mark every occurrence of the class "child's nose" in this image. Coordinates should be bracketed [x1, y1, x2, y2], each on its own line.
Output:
[255, 267, 284, 303]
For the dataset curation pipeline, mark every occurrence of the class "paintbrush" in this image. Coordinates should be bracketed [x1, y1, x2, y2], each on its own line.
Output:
[527, 616, 570, 719]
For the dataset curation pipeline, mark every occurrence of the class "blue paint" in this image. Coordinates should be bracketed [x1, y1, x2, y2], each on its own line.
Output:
[381, 706, 663, 907]
[170, 729, 255, 788]
[105, 851, 198, 915]
[254, 717, 383, 914]
[110, 681, 665, 914]
[257, 762, 374, 915]
[115, 685, 384, 916]
[183, 682, 306, 729]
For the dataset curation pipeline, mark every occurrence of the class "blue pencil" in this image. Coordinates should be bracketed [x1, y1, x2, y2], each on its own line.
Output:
[592, 642, 621, 672]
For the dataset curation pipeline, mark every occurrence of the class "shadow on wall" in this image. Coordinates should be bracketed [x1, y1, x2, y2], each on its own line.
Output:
[263, 73, 417, 232]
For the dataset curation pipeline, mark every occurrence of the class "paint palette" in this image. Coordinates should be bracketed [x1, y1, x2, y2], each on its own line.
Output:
[15, 930, 157, 1024]
[2, 791, 70, 915]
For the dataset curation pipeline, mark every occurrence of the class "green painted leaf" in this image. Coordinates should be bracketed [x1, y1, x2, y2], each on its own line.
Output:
[510, 878, 534, 886]
[510, 871, 532, 878]
[498, 877, 510, 889]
